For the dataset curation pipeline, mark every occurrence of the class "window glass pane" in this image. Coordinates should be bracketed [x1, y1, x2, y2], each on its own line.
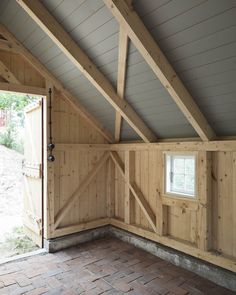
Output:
[173, 158, 184, 174]
[185, 174, 195, 193]
[173, 174, 185, 191]
[185, 158, 195, 175]
[165, 154, 196, 197]
[166, 155, 171, 193]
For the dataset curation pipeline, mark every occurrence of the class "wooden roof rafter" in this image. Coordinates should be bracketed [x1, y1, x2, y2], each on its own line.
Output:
[16, 0, 157, 143]
[0, 24, 114, 143]
[104, 0, 216, 142]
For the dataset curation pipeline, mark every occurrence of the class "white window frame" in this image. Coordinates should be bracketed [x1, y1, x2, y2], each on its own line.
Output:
[164, 153, 197, 199]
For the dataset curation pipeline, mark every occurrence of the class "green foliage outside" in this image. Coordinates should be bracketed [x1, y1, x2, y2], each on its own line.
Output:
[0, 91, 34, 111]
[0, 92, 37, 153]
[0, 226, 39, 257]
[0, 123, 24, 153]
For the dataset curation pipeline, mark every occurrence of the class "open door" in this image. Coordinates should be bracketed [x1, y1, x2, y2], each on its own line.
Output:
[22, 98, 43, 247]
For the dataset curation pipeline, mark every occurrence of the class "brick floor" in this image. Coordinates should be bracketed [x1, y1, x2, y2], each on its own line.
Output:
[0, 237, 234, 294]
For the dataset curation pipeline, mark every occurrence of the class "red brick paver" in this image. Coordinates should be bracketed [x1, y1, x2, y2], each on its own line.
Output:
[0, 237, 234, 294]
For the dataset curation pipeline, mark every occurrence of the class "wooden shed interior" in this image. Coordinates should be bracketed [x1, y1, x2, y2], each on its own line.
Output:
[0, 0, 235, 293]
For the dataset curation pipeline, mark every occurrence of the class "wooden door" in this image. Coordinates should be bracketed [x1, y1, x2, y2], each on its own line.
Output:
[23, 99, 43, 247]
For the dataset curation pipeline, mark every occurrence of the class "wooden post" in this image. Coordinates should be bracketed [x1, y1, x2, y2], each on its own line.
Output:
[115, 26, 129, 142]
[125, 151, 135, 224]
[156, 151, 168, 236]
[106, 157, 115, 217]
[197, 151, 212, 251]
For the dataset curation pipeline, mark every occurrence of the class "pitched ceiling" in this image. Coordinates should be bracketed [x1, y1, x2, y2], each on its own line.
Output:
[0, 0, 235, 140]
[132, 0, 236, 138]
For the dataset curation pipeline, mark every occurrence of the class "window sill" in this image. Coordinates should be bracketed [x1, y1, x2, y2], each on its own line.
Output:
[162, 192, 198, 202]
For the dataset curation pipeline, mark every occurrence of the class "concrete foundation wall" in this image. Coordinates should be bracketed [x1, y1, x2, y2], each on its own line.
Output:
[44, 226, 108, 253]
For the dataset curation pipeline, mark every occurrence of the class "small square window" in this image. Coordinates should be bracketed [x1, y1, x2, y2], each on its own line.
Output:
[165, 154, 196, 198]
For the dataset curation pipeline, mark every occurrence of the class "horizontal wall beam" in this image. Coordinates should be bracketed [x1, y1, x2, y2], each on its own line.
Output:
[0, 82, 46, 95]
[52, 218, 110, 238]
[110, 141, 236, 152]
[54, 140, 236, 152]
[55, 143, 111, 151]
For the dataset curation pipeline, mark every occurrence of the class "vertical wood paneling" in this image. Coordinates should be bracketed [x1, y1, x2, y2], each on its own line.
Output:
[50, 88, 108, 233]
[140, 151, 149, 229]
[114, 149, 236, 258]
[125, 151, 135, 224]
[156, 151, 168, 235]
[212, 151, 236, 257]
[0, 50, 45, 87]
[115, 151, 125, 220]
[134, 151, 141, 225]
[106, 158, 115, 218]
[197, 151, 212, 251]
[168, 207, 194, 243]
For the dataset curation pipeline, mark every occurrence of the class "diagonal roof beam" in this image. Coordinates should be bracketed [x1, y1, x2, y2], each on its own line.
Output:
[104, 0, 216, 141]
[0, 25, 114, 143]
[16, 0, 157, 143]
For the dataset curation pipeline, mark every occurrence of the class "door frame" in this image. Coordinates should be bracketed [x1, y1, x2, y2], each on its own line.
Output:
[0, 87, 47, 248]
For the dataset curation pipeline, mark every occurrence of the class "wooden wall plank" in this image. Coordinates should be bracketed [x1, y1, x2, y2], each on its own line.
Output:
[54, 152, 109, 228]
[156, 151, 168, 236]
[106, 158, 115, 218]
[124, 151, 135, 224]
[0, 59, 20, 83]
[197, 151, 212, 251]
[212, 151, 236, 257]
[0, 50, 45, 87]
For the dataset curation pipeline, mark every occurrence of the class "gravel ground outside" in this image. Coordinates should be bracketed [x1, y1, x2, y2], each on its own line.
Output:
[0, 144, 38, 259]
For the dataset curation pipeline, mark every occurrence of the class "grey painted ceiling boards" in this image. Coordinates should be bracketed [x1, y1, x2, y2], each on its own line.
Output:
[0, 0, 235, 139]
[0, 0, 117, 135]
[120, 41, 197, 141]
[133, 0, 236, 136]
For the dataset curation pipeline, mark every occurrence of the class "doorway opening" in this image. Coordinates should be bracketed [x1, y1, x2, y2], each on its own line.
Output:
[0, 90, 44, 260]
